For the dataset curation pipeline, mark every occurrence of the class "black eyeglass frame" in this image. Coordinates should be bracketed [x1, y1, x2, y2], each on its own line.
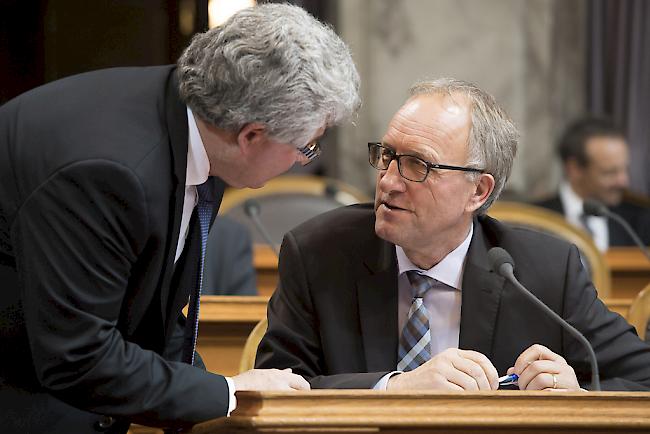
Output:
[367, 142, 484, 182]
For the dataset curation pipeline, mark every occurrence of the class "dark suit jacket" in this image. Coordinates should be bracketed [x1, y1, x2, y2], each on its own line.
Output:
[202, 216, 257, 296]
[535, 195, 650, 247]
[256, 204, 650, 391]
[0, 66, 229, 433]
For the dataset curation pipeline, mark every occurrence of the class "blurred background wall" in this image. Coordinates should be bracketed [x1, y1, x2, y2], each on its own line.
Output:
[1, 0, 648, 200]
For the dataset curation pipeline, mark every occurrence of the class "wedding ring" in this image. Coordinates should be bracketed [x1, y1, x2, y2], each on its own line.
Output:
[552, 373, 558, 389]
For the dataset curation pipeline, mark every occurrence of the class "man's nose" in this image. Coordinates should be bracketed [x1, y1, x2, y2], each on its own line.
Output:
[378, 159, 406, 191]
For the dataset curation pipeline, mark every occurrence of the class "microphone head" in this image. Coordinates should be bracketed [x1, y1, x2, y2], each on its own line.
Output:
[243, 199, 261, 217]
[487, 247, 515, 276]
[583, 199, 608, 217]
[324, 183, 339, 198]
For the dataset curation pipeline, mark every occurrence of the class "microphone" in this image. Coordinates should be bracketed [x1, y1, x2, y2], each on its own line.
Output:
[487, 247, 601, 391]
[243, 199, 280, 257]
[583, 199, 650, 261]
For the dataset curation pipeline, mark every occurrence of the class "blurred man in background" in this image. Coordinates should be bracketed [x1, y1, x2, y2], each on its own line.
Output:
[536, 117, 650, 251]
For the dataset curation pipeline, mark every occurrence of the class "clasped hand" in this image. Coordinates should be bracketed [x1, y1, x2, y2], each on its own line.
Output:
[387, 345, 580, 391]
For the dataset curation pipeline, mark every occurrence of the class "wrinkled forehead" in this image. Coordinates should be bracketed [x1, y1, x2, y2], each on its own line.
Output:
[384, 93, 472, 158]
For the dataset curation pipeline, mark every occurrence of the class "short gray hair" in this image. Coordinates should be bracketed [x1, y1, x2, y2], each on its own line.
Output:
[177, 3, 361, 147]
[410, 78, 519, 214]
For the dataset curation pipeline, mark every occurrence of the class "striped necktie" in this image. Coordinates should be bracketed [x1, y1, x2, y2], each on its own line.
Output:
[397, 271, 434, 371]
[182, 181, 213, 365]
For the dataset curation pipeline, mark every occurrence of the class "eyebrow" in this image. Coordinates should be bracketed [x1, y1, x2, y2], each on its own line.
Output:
[381, 141, 437, 163]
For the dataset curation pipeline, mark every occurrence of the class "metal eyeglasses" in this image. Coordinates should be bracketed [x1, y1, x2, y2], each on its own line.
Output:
[367, 142, 484, 182]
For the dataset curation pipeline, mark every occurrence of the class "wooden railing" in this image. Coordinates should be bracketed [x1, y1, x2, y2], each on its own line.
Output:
[191, 390, 650, 433]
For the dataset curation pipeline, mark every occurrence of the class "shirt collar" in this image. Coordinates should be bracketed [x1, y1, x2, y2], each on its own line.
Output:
[396, 223, 473, 290]
[559, 181, 585, 221]
[185, 107, 211, 187]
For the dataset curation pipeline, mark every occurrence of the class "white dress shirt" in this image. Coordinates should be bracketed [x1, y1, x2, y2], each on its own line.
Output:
[559, 182, 608, 251]
[374, 224, 473, 390]
[175, 108, 236, 415]
[174, 108, 211, 263]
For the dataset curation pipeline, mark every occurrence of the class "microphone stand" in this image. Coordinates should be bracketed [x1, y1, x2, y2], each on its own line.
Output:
[243, 199, 280, 257]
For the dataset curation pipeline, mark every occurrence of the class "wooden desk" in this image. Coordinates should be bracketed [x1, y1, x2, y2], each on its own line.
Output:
[192, 390, 650, 434]
[606, 247, 650, 298]
[254, 245, 279, 297]
[131, 297, 638, 434]
[195, 296, 269, 377]
[256, 245, 650, 299]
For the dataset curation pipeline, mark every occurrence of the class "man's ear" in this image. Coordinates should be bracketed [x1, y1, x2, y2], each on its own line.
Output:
[236, 123, 268, 156]
[565, 158, 585, 183]
[467, 173, 495, 213]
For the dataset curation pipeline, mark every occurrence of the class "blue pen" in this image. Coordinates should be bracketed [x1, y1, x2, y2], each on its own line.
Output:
[498, 373, 518, 386]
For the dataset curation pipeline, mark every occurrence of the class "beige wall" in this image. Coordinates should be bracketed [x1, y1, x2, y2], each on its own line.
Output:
[335, 0, 586, 200]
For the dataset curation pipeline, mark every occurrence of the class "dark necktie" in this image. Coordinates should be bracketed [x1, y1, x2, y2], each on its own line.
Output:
[182, 181, 213, 365]
[397, 271, 434, 371]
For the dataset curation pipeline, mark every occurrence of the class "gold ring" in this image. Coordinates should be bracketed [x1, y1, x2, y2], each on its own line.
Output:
[552, 373, 558, 389]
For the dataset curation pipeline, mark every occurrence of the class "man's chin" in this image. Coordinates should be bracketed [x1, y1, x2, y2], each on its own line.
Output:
[375, 221, 398, 244]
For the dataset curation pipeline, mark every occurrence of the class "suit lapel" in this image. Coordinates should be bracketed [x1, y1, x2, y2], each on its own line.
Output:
[159, 69, 190, 325]
[357, 238, 400, 372]
[458, 218, 506, 359]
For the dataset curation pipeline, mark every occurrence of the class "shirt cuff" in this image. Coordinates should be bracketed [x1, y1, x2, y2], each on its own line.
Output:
[225, 377, 237, 416]
[373, 371, 402, 390]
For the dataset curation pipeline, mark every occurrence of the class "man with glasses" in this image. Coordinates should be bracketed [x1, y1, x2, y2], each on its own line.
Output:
[0, 4, 359, 433]
[256, 78, 650, 392]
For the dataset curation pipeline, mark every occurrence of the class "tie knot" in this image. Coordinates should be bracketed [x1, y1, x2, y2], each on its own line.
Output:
[196, 181, 213, 203]
[406, 271, 434, 298]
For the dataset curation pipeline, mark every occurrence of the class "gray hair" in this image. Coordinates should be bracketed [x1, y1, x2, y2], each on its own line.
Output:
[177, 3, 361, 147]
[409, 78, 519, 214]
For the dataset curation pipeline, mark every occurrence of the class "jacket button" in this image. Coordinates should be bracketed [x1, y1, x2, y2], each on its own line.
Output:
[94, 416, 115, 431]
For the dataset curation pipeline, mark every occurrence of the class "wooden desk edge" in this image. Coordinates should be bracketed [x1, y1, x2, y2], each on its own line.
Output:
[193, 390, 650, 432]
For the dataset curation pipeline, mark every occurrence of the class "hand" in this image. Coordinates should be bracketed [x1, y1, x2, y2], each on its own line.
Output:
[231, 368, 311, 391]
[387, 348, 499, 391]
[507, 344, 581, 391]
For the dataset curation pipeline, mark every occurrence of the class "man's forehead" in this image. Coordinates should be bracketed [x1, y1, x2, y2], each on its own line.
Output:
[404, 92, 470, 112]
[585, 135, 628, 157]
[385, 93, 471, 154]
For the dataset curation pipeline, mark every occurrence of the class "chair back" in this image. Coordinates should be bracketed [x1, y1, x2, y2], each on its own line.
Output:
[488, 201, 611, 297]
[628, 283, 650, 342]
[220, 175, 370, 245]
[238, 318, 268, 373]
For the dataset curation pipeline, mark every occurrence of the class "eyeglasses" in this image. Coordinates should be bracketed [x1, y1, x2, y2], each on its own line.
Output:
[368, 142, 484, 182]
[297, 140, 321, 166]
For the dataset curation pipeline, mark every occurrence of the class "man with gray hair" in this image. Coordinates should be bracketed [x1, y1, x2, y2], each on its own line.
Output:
[0, 4, 359, 433]
[256, 78, 650, 392]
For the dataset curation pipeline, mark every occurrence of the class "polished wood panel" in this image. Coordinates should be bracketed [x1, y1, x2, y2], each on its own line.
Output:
[606, 247, 650, 298]
[192, 390, 650, 434]
[193, 296, 269, 377]
[253, 245, 278, 297]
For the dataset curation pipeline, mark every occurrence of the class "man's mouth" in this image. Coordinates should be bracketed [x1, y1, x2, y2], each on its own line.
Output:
[380, 202, 408, 212]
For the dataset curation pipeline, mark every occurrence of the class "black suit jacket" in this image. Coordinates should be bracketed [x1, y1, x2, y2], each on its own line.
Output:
[256, 204, 650, 391]
[535, 195, 650, 247]
[0, 66, 229, 432]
